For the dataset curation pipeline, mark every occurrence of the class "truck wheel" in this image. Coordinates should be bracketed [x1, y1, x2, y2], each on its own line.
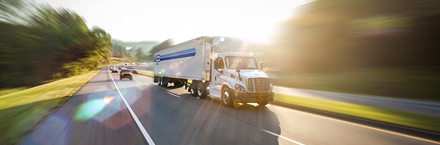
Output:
[190, 82, 198, 97]
[258, 101, 269, 106]
[222, 87, 233, 107]
[161, 78, 168, 87]
[197, 82, 207, 99]
[158, 77, 162, 86]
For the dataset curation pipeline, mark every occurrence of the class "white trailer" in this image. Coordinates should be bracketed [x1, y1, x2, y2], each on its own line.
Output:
[154, 36, 274, 107]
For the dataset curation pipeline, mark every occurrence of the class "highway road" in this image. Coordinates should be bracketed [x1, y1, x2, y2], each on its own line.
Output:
[137, 64, 440, 117]
[21, 67, 440, 145]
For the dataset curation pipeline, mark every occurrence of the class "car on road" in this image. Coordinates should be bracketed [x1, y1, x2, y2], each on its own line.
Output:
[118, 64, 124, 70]
[120, 69, 133, 80]
[130, 67, 138, 74]
[111, 66, 119, 73]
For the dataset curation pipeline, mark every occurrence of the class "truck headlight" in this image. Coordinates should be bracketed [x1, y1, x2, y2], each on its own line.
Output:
[235, 84, 246, 92]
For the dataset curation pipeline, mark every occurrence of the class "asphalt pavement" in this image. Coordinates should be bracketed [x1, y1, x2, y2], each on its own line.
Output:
[21, 67, 440, 145]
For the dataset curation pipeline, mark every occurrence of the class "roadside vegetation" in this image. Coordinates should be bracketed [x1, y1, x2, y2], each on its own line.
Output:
[0, 0, 112, 88]
[138, 71, 154, 77]
[0, 87, 27, 97]
[0, 69, 100, 144]
[275, 93, 440, 133]
[0, 0, 118, 144]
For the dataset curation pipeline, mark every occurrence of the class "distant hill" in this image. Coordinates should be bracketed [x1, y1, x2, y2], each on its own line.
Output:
[111, 39, 160, 55]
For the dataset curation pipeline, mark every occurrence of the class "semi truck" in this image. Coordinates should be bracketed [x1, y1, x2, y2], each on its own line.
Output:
[153, 36, 274, 107]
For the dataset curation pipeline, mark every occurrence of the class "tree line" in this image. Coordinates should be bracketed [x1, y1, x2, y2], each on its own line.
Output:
[0, 0, 112, 88]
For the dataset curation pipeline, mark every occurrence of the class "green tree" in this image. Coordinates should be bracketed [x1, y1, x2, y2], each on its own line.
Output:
[0, 0, 113, 88]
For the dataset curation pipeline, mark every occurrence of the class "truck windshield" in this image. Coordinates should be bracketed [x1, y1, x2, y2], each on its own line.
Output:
[225, 56, 258, 69]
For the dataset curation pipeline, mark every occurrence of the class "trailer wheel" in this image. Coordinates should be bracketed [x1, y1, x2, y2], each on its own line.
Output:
[190, 82, 198, 97]
[222, 87, 233, 107]
[197, 82, 207, 99]
[161, 77, 168, 87]
[157, 77, 162, 86]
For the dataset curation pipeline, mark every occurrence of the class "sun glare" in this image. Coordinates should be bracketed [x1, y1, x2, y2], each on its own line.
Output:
[104, 96, 115, 104]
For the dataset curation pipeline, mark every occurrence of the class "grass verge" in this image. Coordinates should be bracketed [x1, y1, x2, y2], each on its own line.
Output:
[275, 93, 440, 133]
[138, 71, 154, 77]
[0, 69, 100, 144]
[0, 87, 27, 96]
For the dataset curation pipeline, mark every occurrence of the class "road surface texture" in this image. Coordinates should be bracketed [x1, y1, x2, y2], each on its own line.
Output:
[22, 67, 440, 145]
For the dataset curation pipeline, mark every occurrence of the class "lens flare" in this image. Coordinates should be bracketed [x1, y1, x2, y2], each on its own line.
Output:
[104, 96, 115, 104]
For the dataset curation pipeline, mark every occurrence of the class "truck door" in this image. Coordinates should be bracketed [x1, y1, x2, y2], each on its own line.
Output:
[204, 42, 211, 80]
[209, 57, 225, 99]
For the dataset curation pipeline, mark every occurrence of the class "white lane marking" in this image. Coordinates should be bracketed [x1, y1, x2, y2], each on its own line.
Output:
[108, 69, 155, 145]
[167, 92, 181, 98]
[262, 129, 304, 145]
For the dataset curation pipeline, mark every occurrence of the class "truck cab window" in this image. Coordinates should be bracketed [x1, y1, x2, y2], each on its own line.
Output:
[214, 58, 224, 70]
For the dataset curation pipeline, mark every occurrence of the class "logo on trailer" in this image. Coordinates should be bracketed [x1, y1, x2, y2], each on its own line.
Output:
[155, 55, 160, 62]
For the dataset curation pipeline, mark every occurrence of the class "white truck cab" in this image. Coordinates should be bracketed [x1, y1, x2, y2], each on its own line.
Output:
[208, 52, 274, 107]
[154, 36, 273, 108]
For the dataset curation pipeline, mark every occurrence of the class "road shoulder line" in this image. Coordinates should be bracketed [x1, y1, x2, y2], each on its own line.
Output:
[108, 69, 155, 145]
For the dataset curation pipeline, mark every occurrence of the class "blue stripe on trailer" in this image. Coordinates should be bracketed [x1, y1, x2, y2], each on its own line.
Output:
[160, 52, 196, 61]
[161, 48, 196, 58]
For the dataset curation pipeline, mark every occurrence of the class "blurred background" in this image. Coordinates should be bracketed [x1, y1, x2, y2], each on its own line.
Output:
[253, 0, 440, 102]
[1, 0, 440, 144]
[2, 0, 439, 101]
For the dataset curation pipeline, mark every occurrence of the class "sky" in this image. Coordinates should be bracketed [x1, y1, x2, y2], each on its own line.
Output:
[37, 0, 306, 43]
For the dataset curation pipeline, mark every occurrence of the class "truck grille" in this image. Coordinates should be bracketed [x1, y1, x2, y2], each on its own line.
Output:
[247, 78, 270, 93]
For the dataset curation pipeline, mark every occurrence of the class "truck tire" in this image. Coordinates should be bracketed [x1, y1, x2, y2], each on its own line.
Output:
[190, 82, 198, 97]
[222, 87, 233, 107]
[197, 82, 208, 99]
[258, 101, 269, 106]
[161, 77, 168, 87]
[157, 77, 162, 86]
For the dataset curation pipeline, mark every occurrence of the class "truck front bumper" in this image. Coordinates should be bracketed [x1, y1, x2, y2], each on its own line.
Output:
[231, 90, 274, 103]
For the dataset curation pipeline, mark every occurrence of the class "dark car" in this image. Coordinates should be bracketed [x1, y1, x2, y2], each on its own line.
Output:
[120, 69, 133, 80]
[130, 67, 138, 74]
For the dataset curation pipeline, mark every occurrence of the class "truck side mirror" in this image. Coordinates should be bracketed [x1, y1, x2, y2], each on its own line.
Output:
[236, 69, 242, 81]
[260, 61, 263, 71]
